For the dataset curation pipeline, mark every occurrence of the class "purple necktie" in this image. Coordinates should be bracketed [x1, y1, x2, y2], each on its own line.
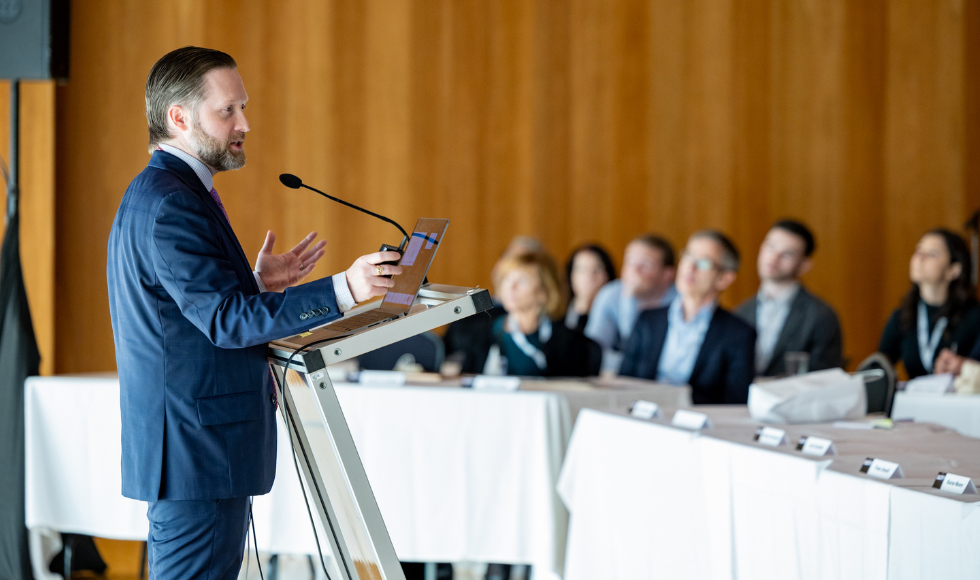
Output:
[209, 187, 230, 223]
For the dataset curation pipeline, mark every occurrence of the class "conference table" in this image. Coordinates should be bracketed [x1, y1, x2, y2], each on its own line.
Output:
[25, 372, 689, 580]
[891, 392, 980, 439]
[558, 406, 980, 580]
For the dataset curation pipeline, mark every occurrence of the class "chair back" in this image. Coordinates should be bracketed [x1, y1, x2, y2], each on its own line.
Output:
[856, 353, 897, 415]
[357, 332, 445, 373]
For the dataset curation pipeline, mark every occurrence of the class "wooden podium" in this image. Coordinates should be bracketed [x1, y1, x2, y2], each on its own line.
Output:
[267, 285, 492, 580]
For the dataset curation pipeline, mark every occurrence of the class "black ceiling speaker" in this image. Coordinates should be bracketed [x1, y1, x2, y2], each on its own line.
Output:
[0, 0, 70, 80]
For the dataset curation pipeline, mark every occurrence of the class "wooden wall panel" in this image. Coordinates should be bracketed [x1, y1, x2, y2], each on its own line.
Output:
[45, 0, 980, 373]
[969, 0, 980, 219]
[884, 0, 974, 323]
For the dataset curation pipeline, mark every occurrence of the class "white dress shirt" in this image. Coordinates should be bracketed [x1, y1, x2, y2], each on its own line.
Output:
[656, 297, 715, 385]
[754, 283, 799, 374]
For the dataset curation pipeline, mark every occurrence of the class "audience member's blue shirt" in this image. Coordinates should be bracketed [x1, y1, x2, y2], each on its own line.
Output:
[585, 280, 678, 351]
[656, 297, 716, 385]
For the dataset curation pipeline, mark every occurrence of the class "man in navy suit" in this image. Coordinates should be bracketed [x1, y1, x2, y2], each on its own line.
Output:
[107, 47, 402, 579]
[621, 230, 756, 404]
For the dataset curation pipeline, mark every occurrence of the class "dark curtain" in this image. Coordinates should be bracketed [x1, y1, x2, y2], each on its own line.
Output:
[0, 208, 40, 580]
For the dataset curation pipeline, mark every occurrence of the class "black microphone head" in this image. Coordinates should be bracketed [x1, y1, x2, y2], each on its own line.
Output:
[279, 173, 303, 189]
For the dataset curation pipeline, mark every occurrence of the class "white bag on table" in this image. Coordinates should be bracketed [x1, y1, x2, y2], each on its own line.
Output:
[748, 368, 867, 424]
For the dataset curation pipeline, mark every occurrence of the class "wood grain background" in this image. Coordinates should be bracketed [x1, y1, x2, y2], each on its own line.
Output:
[1, 0, 979, 375]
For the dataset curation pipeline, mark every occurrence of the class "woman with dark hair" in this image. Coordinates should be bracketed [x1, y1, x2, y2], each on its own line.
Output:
[879, 229, 980, 378]
[563, 244, 617, 333]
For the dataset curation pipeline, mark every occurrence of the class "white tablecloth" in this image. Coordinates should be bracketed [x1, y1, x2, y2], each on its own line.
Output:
[25, 374, 688, 580]
[891, 392, 980, 438]
[558, 408, 980, 580]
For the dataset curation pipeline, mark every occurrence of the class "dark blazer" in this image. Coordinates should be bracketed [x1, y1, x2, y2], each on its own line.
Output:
[444, 304, 506, 373]
[452, 312, 601, 377]
[879, 301, 980, 379]
[735, 285, 843, 376]
[620, 306, 756, 404]
[107, 150, 342, 501]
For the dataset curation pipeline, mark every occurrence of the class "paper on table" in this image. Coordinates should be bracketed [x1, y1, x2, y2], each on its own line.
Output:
[905, 373, 954, 395]
[630, 400, 662, 420]
[358, 370, 407, 386]
[833, 418, 893, 430]
[472, 375, 522, 391]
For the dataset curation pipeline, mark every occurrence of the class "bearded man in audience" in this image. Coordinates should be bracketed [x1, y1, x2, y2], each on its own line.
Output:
[735, 219, 843, 376]
[620, 230, 755, 404]
[585, 234, 677, 373]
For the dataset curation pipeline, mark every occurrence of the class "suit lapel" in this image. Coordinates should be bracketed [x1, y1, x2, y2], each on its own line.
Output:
[767, 287, 807, 374]
[689, 309, 723, 385]
[199, 190, 256, 291]
[149, 151, 258, 293]
[742, 297, 759, 326]
[647, 311, 669, 376]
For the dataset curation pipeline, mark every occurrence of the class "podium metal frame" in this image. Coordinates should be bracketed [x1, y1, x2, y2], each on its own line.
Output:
[267, 285, 492, 580]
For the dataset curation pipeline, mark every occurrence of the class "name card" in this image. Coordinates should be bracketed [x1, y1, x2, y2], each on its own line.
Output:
[472, 375, 522, 391]
[753, 426, 787, 447]
[905, 373, 954, 395]
[933, 472, 978, 495]
[327, 366, 356, 383]
[671, 409, 713, 430]
[796, 435, 837, 456]
[629, 400, 663, 420]
[860, 457, 904, 480]
[357, 370, 407, 386]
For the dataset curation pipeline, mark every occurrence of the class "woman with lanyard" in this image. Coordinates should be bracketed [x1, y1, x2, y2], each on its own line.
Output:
[480, 251, 601, 379]
[878, 228, 980, 378]
[476, 251, 599, 580]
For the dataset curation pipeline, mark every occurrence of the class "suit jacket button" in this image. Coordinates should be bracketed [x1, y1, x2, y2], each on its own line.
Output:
[323, 307, 330, 313]
[300, 313, 308, 320]
[270, 393, 277, 405]
[314, 308, 323, 316]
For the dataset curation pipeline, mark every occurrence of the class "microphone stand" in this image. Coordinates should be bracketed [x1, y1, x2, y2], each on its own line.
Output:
[279, 174, 410, 274]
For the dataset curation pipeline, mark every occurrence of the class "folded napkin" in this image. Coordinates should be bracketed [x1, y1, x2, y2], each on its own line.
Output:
[748, 368, 867, 424]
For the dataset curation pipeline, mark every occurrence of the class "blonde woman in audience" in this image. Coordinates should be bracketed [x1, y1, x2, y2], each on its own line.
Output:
[879, 229, 980, 378]
[443, 236, 544, 374]
[478, 252, 601, 580]
[480, 252, 602, 377]
[563, 243, 617, 333]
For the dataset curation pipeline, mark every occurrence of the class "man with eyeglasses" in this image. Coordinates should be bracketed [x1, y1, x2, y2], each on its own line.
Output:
[734, 220, 842, 376]
[621, 230, 756, 404]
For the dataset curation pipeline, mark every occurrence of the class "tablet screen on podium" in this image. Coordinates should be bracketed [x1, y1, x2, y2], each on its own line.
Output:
[381, 218, 449, 312]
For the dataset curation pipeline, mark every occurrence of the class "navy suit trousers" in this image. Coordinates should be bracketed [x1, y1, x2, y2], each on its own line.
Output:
[147, 497, 250, 580]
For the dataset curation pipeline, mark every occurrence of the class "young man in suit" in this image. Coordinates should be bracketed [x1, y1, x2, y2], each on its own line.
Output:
[735, 220, 843, 376]
[620, 230, 756, 404]
[107, 47, 402, 580]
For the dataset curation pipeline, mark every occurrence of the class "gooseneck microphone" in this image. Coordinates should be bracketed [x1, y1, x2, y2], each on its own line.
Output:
[279, 173, 409, 251]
